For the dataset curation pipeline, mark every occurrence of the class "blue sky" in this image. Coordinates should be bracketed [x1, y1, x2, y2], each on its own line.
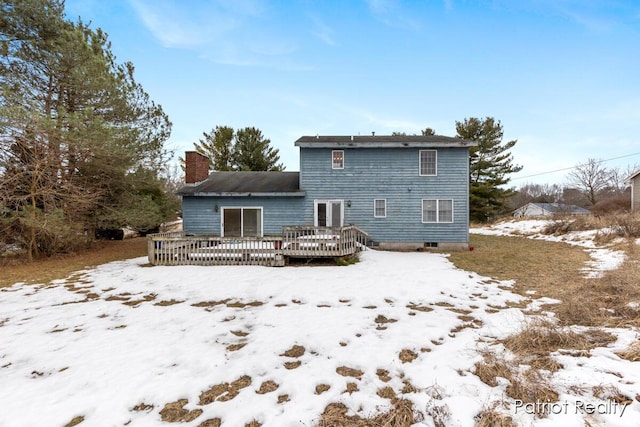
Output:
[64, 0, 640, 185]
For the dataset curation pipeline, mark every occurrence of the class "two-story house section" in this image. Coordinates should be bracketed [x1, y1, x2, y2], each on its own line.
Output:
[295, 135, 476, 250]
[179, 134, 476, 250]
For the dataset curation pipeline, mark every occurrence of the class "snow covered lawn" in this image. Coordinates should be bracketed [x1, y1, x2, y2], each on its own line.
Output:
[1, 248, 638, 426]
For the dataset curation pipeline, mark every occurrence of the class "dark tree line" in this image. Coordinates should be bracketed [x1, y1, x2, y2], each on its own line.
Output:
[0, 0, 178, 259]
[191, 125, 284, 171]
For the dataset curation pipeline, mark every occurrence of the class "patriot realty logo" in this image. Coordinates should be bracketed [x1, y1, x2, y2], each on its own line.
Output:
[514, 399, 631, 417]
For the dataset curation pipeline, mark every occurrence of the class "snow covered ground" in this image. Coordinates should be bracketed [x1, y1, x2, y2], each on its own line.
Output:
[0, 222, 638, 426]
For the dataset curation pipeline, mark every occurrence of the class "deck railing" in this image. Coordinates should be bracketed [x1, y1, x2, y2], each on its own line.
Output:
[147, 225, 369, 267]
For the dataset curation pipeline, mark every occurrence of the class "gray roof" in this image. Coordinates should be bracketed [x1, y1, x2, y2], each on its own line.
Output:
[295, 135, 476, 148]
[624, 169, 640, 183]
[177, 171, 303, 196]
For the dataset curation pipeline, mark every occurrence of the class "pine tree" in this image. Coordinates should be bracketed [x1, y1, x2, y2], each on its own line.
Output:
[232, 127, 284, 171]
[1, 0, 173, 258]
[193, 125, 234, 171]
[455, 117, 522, 222]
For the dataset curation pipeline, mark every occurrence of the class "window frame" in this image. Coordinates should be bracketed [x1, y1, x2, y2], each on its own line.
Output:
[373, 199, 387, 218]
[220, 206, 263, 237]
[419, 149, 437, 176]
[421, 199, 454, 223]
[332, 150, 344, 170]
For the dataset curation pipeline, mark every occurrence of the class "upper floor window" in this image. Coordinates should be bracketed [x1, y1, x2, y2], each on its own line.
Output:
[332, 150, 344, 169]
[374, 199, 386, 218]
[422, 199, 453, 223]
[419, 150, 437, 176]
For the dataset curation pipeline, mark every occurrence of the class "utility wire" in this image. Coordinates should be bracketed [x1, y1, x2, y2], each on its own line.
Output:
[511, 152, 640, 181]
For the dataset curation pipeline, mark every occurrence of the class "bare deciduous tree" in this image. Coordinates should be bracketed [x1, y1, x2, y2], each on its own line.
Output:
[566, 158, 613, 206]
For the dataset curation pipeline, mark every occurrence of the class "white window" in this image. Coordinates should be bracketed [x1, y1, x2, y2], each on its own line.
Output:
[374, 199, 386, 218]
[422, 199, 453, 223]
[419, 150, 437, 176]
[332, 150, 344, 169]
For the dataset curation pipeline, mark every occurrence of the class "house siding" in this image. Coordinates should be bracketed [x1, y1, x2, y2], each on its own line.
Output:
[299, 147, 470, 244]
[632, 176, 640, 212]
[182, 196, 306, 235]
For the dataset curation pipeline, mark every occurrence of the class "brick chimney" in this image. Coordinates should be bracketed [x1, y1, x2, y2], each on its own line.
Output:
[185, 151, 210, 184]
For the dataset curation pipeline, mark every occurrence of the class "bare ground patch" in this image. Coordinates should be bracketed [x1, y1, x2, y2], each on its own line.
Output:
[256, 380, 279, 394]
[159, 399, 202, 423]
[64, 416, 84, 427]
[399, 349, 418, 363]
[376, 369, 391, 383]
[315, 384, 331, 394]
[199, 376, 252, 405]
[197, 419, 222, 427]
[284, 361, 301, 370]
[336, 366, 363, 379]
[280, 345, 305, 358]
[154, 299, 184, 306]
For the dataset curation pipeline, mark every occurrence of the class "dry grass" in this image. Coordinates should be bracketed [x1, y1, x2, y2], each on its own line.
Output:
[336, 366, 364, 379]
[376, 369, 392, 383]
[505, 369, 559, 409]
[448, 234, 640, 327]
[159, 399, 203, 423]
[281, 345, 305, 358]
[315, 384, 331, 394]
[199, 376, 252, 405]
[256, 380, 279, 394]
[64, 416, 85, 427]
[315, 399, 417, 427]
[501, 318, 614, 357]
[616, 340, 640, 362]
[197, 419, 222, 427]
[284, 361, 302, 370]
[0, 238, 147, 288]
[376, 386, 396, 399]
[474, 403, 516, 427]
[399, 349, 418, 363]
[345, 382, 359, 394]
[474, 352, 513, 387]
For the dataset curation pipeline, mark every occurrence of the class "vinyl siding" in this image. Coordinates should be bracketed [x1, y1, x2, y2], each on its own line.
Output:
[299, 147, 470, 243]
[633, 177, 640, 212]
[182, 196, 306, 235]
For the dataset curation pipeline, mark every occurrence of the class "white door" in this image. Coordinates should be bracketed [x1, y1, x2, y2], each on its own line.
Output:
[314, 200, 343, 227]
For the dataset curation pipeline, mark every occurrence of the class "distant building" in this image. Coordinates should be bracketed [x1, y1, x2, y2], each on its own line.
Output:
[513, 202, 590, 217]
[625, 169, 640, 211]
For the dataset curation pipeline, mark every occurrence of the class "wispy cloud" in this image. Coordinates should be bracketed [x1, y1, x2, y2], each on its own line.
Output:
[364, 0, 422, 31]
[129, 0, 237, 48]
[128, 0, 307, 69]
[493, 0, 626, 33]
[345, 106, 424, 133]
[310, 16, 337, 46]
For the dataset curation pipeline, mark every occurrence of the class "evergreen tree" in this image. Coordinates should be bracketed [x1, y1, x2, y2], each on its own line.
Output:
[193, 125, 234, 171]
[0, 0, 173, 258]
[422, 127, 436, 136]
[232, 127, 284, 171]
[455, 117, 522, 222]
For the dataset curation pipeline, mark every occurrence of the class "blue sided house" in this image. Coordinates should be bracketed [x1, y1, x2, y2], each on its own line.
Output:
[178, 134, 476, 250]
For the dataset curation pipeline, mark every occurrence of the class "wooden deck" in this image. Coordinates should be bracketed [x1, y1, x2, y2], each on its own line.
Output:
[147, 225, 370, 266]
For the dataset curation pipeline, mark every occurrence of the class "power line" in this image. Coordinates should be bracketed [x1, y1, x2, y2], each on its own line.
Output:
[512, 152, 640, 181]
